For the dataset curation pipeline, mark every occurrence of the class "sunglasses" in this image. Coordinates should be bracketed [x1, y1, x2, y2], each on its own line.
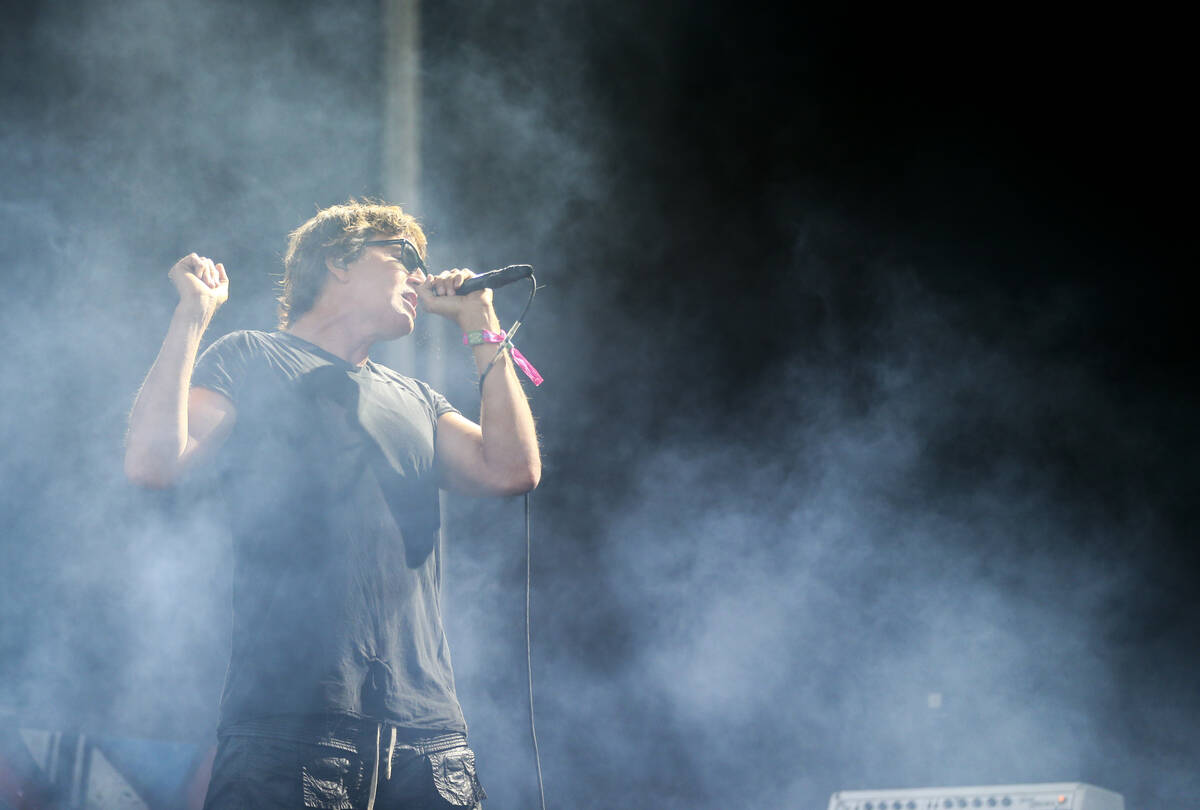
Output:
[362, 238, 428, 275]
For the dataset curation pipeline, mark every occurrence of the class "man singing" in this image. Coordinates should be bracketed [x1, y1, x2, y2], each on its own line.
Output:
[124, 201, 540, 809]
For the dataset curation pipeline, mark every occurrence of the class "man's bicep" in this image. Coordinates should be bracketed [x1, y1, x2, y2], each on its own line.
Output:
[435, 411, 490, 495]
[180, 386, 237, 471]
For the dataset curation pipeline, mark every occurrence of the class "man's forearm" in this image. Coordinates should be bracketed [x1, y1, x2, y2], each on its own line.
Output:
[463, 311, 541, 494]
[124, 303, 211, 486]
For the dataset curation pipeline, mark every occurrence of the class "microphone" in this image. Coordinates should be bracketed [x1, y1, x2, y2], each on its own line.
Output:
[456, 264, 534, 296]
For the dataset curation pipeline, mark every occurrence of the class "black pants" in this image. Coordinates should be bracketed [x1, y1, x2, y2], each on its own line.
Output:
[202, 721, 485, 810]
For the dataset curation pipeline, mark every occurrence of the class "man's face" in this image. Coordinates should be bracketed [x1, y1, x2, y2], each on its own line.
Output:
[341, 233, 427, 339]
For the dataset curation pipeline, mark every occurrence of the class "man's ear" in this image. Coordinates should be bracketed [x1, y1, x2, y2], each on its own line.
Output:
[324, 254, 351, 282]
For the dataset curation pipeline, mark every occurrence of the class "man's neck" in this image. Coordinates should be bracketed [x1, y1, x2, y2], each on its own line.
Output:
[286, 308, 375, 366]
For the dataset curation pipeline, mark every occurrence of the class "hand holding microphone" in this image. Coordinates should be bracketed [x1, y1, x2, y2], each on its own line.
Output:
[423, 264, 533, 298]
[454, 264, 533, 295]
[419, 263, 542, 387]
[419, 264, 536, 329]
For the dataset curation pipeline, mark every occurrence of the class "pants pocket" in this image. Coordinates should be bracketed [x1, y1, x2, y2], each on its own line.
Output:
[302, 755, 357, 810]
[427, 747, 487, 808]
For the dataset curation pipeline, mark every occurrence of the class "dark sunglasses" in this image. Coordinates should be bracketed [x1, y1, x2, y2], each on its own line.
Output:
[362, 238, 427, 275]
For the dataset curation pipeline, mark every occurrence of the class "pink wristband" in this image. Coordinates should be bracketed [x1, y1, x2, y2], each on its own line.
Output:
[463, 329, 507, 346]
[462, 330, 544, 386]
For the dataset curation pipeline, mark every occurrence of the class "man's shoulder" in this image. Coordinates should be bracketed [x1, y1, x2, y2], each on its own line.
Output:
[204, 329, 312, 363]
[196, 331, 307, 388]
[365, 361, 437, 396]
[365, 359, 414, 385]
[208, 328, 278, 349]
[363, 362, 456, 415]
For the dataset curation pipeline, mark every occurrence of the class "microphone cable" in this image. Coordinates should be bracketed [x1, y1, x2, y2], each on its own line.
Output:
[476, 275, 536, 393]
[525, 490, 547, 810]
[479, 275, 546, 809]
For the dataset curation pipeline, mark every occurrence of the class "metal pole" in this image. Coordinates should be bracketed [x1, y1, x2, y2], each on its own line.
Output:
[380, 0, 445, 388]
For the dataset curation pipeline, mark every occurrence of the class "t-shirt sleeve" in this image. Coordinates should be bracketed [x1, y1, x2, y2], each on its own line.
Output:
[428, 387, 459, 421]
[192, 331, 256, 403]
[374, 367, 460, 430]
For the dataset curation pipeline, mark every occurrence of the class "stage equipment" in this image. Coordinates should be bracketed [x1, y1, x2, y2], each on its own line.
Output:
[827, 782, 1124, 810]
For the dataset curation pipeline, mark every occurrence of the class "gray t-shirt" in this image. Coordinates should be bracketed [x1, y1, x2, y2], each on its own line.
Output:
[193, 330, 466, 735]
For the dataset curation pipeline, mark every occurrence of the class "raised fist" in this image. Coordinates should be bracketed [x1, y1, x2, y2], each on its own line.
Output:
[168, 253, 228, 317]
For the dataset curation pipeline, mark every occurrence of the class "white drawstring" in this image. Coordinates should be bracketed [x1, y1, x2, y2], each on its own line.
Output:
[385, 725, 397, 781]
[366, 724, 381, 810]
[366, 722, 399, 810]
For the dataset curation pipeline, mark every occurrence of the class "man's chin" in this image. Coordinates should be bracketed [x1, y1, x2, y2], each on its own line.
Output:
[381, 315, 415, 341]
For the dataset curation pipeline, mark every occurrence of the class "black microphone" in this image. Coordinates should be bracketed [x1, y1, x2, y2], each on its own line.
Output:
[456, 264, 534, 296]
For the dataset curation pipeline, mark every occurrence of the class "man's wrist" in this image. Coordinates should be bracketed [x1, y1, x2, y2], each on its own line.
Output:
[455, 305, 500, 333]
[462, 328, 544, 387]
[174, 299, 216, 327]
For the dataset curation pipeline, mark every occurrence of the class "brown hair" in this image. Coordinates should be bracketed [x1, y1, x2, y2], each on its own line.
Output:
[279, 199, 427, 328]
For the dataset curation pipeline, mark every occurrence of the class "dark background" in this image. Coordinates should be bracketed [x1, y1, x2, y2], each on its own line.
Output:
[1, 2, 1196, 808]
